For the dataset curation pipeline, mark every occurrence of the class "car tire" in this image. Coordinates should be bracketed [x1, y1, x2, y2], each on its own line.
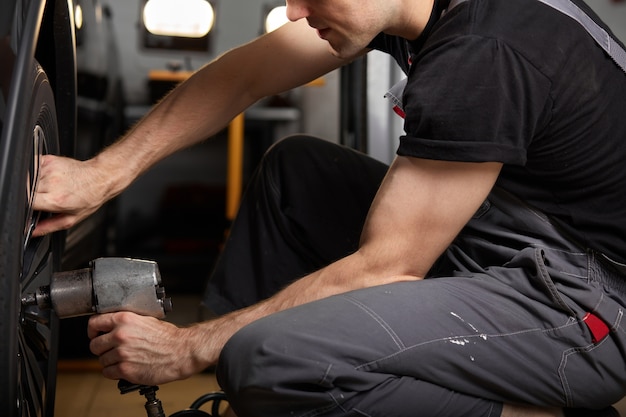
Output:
[0, 62, 61, 417]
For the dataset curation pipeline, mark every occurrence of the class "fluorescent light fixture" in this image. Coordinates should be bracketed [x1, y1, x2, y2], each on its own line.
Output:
[265, 6, 288, 33]
[143, 0, 215, 38]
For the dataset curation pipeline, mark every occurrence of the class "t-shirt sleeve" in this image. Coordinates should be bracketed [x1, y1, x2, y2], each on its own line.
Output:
[398, 35, 552, 166]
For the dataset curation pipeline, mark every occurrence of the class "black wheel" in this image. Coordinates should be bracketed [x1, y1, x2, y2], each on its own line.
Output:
[0, 62, 60, 417]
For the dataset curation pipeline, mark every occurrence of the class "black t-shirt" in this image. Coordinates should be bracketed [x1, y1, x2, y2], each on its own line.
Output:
[370, 0, 626, 264]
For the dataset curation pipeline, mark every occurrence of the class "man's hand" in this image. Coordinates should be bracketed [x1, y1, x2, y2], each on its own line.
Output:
[32, 155, 109, 236]
[88, 312, 206, 386]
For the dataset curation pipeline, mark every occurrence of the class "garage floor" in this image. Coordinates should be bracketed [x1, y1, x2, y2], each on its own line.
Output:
[54, 293, 221, 417]
[54, 369, 626, 417]
[55, 368, 221, 417]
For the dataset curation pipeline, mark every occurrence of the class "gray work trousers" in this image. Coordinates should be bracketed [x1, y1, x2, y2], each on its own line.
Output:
[211, 136, 626, 417]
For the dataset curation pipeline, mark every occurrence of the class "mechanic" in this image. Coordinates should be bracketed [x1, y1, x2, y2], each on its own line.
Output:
[33, 0, 626, 416]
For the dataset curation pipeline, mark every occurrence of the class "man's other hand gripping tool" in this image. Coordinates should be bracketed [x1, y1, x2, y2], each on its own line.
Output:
[21, 257, 226, 416]
[22, 257, 175, 417]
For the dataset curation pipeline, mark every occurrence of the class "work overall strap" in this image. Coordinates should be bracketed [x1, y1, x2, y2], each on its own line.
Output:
[452, 0, 626, 73]
[535, 0, 626, 73]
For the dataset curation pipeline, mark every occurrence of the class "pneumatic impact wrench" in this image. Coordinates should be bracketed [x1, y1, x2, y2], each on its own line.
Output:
[22, 257, 172, 319]
[22, 257, 174, 417]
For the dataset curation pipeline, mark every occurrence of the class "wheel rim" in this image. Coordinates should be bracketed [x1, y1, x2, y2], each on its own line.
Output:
[24, 124, 44, 247]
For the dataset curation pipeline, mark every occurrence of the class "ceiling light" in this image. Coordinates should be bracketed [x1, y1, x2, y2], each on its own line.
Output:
[265, 6, 288, 33]
[143, 0, 215, 38]
[74, 4, 83, 30]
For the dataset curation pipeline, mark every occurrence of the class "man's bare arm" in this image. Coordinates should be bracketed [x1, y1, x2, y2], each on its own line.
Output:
[32, 19, 353, 236]
[88, 156, 502, 385]
[188, 158, 504, 361]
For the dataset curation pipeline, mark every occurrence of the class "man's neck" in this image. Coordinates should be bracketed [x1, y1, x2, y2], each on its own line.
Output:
[386, 0, 436, 40]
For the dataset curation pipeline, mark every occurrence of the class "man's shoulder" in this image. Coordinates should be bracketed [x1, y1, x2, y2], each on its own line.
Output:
[423, 0, 600, 77]
[434, 0, 579, 45]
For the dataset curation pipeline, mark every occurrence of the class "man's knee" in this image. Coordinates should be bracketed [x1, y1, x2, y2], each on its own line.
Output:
[217, 313, 336, 416]
[218, 320, 271, 385]
[261, 135, 330, 173]
[217, 319, 300, 415]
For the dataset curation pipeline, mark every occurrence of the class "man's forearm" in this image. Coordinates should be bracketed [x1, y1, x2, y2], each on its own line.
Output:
[91, 20, 348, 200]
[90, 60, 257, 201]
[187, 251, 421, 371]
[32, 54, 259, 238]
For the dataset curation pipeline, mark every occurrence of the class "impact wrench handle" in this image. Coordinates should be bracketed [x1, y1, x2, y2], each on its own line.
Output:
[118, 380, 166, 417]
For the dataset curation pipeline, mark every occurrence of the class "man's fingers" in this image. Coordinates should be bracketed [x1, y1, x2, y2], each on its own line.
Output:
[31, 215, 78, 237]
[31, 154, 106, 234]
[87, 312, 186, 385]
[100, 363, 124, 381]
[87, 313, 116, 340]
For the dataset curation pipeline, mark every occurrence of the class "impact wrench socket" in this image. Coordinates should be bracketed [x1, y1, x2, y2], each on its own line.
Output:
[22, 257, 173, 319]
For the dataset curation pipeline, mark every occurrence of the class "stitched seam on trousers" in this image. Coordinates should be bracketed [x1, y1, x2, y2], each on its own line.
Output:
[615, 309, 624, 333]
[532, 245, 586, 258]
[528, 244, 587, 279]
[559, 271, 587, 279]
[355, 320, 578, 371]
[296, 400, 338, 417]
[592, 292, 605, 316]
[325, 394, 373, 417]
[487, 403, 499, 417]
[343, 294, 406, 350]
[318, 363, 333, 386]
[586, 292, 624, 332]
[534, 248, 576, 315]
[558, 334, 608, 408]
[297, 366, 365, 417]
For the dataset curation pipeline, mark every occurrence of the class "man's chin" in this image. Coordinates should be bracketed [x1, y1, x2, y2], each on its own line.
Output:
[326, 42, 361, 60]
